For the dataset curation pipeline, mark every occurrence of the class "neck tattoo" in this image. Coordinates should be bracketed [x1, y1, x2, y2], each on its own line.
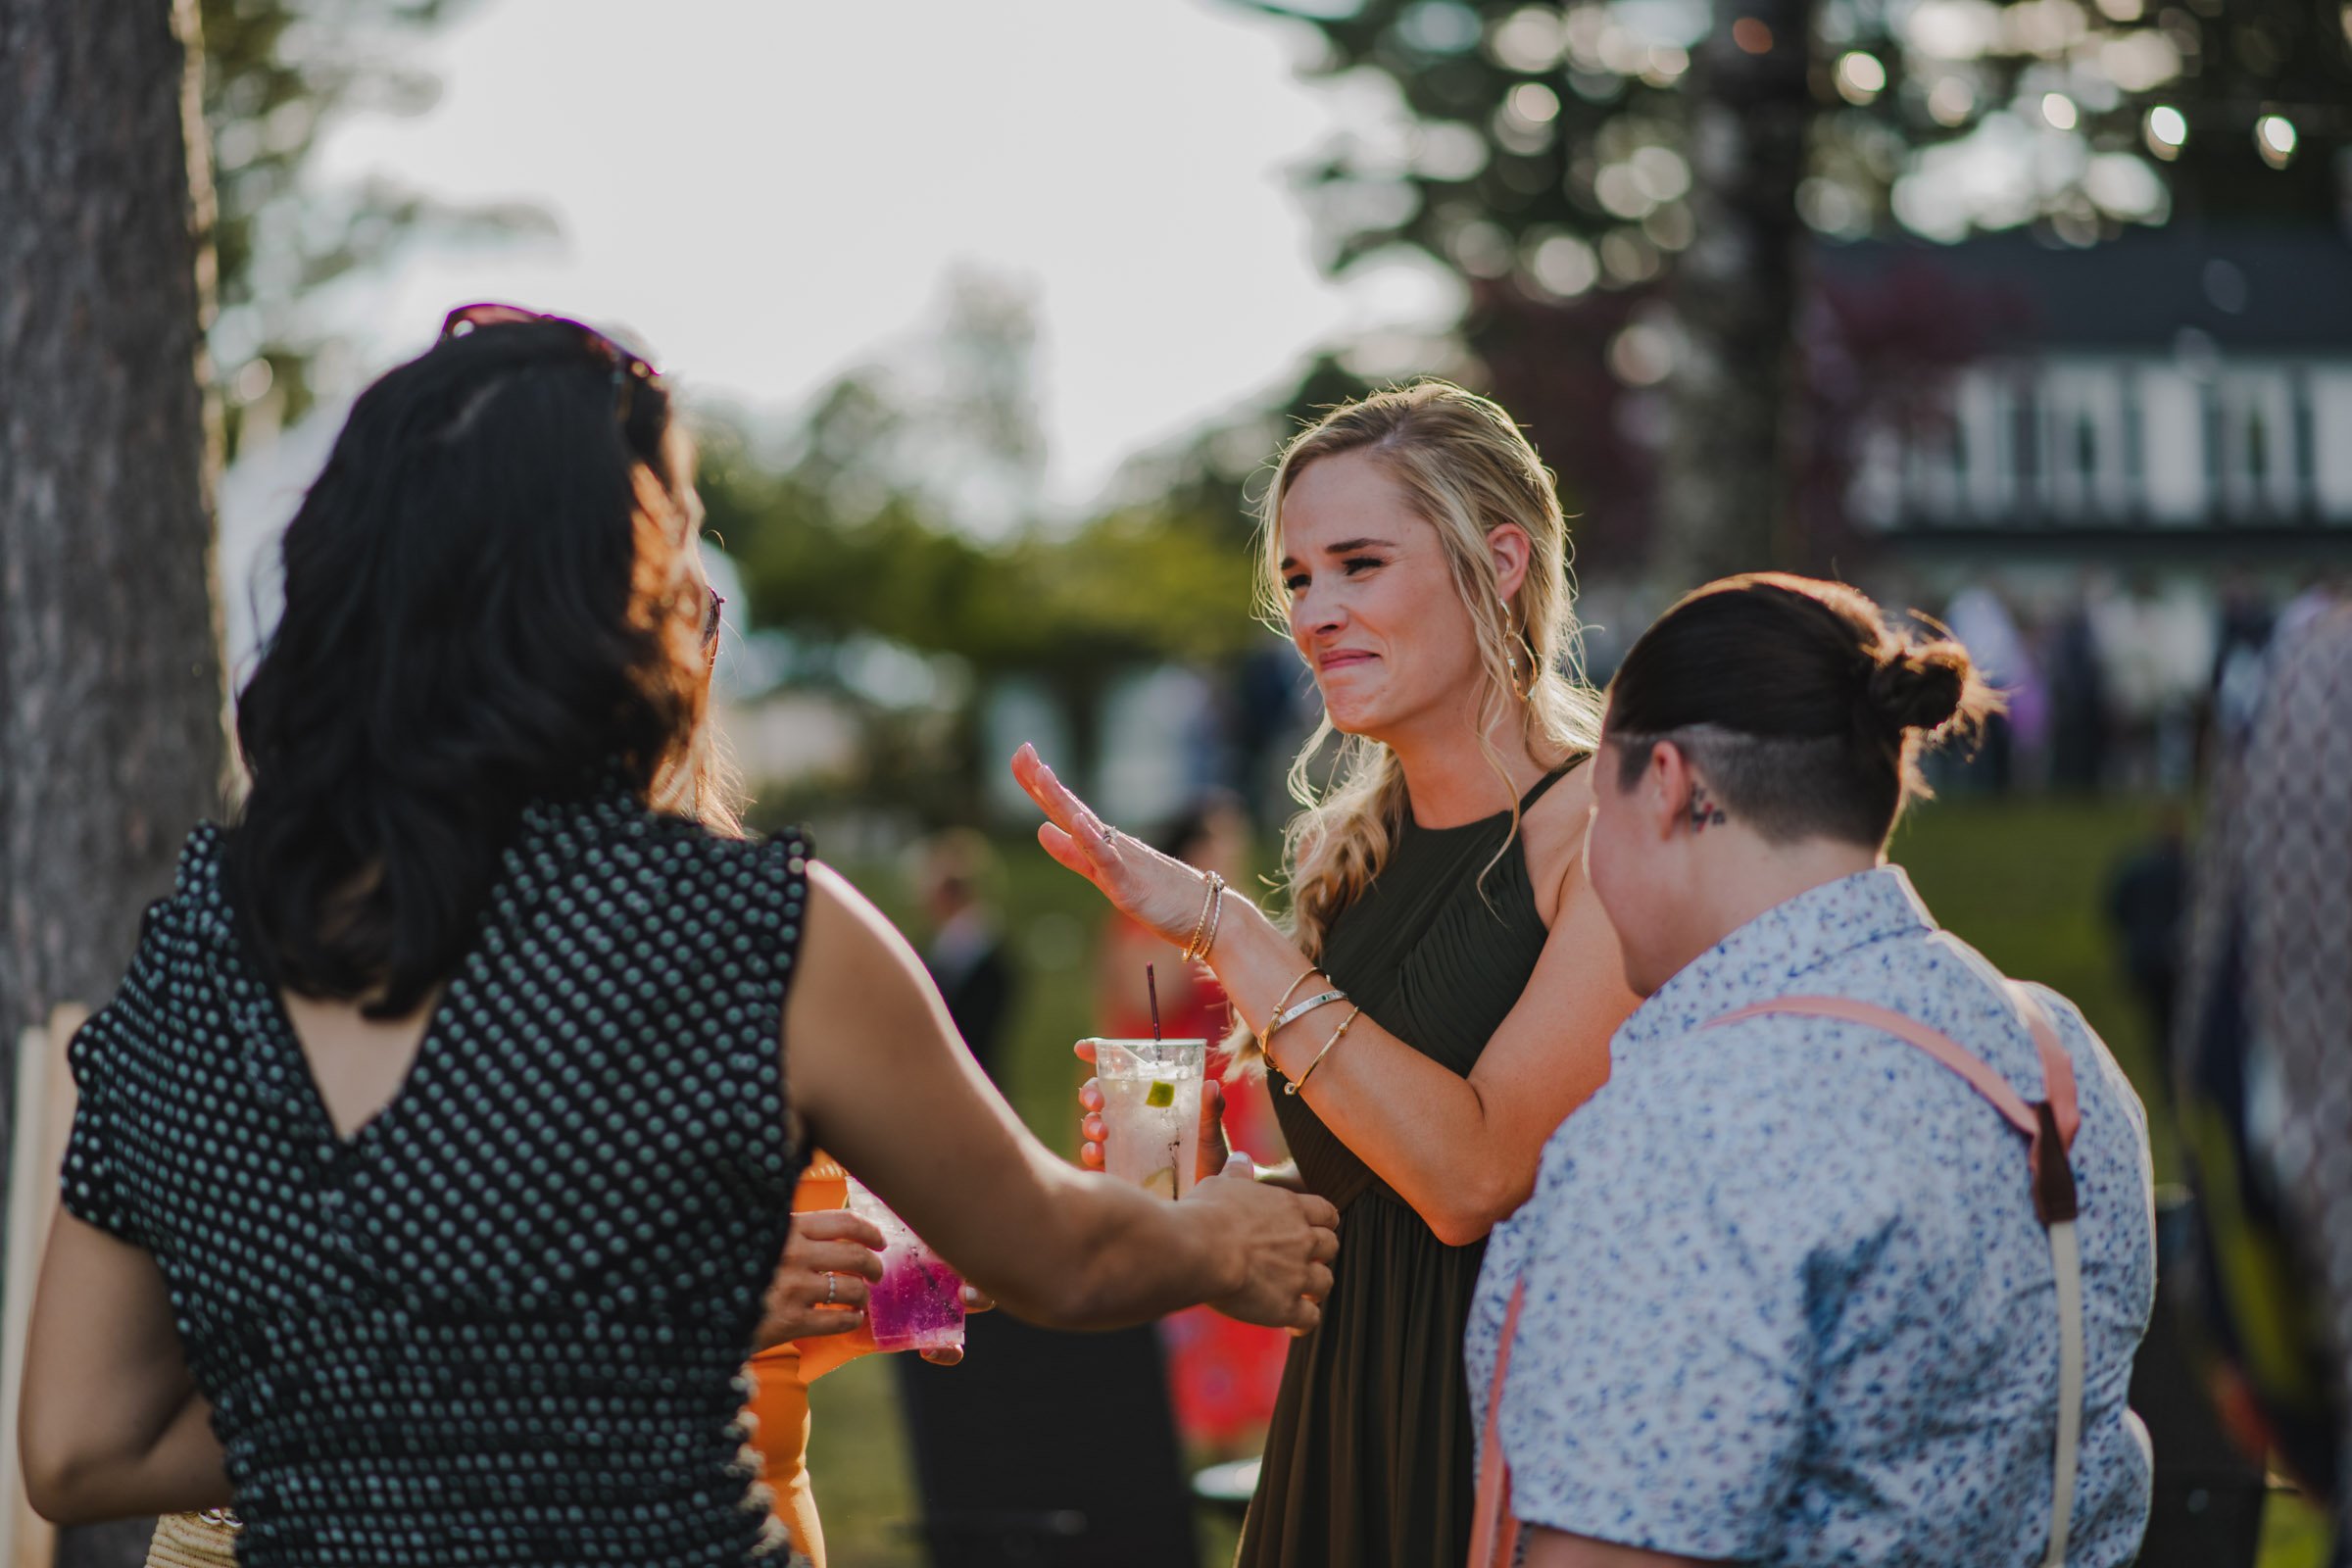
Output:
[1687, 787, 1728, 831]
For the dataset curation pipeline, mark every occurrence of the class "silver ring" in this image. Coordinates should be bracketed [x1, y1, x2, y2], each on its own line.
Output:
[1097, 821, 1117, 845]
[824, 1272, 838, 1305]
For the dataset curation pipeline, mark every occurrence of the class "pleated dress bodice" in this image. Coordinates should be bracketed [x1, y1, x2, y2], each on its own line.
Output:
[1241, 765, 1570, 1568]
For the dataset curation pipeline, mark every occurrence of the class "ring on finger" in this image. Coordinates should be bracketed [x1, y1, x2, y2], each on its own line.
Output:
[1097, 820, 1117, 845]
[824, 1272, 838, 1306]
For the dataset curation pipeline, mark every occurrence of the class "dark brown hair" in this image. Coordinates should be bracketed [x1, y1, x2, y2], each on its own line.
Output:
[225, 319, 714, 1017]
[1603, 572, 2000, 848]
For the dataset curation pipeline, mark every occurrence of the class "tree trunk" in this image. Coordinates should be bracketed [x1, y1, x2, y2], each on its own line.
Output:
[1655, 0, 1820, 580]
[0, 0, 226, 1560]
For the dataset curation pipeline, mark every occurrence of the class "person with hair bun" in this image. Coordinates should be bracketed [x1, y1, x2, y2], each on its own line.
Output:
[1464, 573, 2157, 1567]
[1012, 381, 1640, 1566]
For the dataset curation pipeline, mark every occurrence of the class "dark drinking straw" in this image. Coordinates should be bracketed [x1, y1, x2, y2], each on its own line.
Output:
[1147, 963, 1162, 1040]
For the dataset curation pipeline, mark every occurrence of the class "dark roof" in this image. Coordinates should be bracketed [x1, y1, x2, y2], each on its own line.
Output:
[1815, 225, 2352, 353]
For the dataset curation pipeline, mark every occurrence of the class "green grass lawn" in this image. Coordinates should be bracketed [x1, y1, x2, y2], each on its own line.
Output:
[802, 795, 2334, 1567]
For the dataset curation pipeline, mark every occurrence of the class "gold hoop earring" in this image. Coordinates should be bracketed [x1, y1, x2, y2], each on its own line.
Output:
[1499, 594, 1527, 695]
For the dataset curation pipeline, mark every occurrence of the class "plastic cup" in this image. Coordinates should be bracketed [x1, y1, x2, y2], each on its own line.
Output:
[843, 1176, 965, 1354]
[1087, 1037, 1207, 1200]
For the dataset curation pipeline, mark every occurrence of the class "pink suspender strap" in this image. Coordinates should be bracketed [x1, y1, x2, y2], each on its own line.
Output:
[1708, 983, 2081, 1226]
[1467, 1277, 1526, 1568]
[1704, 983, 2088, 1568]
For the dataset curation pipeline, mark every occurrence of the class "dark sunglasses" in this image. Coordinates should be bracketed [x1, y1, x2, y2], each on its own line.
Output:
[438, 302, 660, 415]
[704, 586, 725, 652]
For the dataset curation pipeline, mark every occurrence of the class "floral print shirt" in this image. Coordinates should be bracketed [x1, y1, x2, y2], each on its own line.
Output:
[1465, 867, 2155, 1564]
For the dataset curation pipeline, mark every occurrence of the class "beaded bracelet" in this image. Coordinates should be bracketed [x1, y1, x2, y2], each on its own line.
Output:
[1255, 964, 1324, 1057]
[1285, 1004, 1363, 1096]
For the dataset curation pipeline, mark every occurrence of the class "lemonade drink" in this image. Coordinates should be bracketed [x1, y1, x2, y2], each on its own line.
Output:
[1088, 1038, 1207, 1200]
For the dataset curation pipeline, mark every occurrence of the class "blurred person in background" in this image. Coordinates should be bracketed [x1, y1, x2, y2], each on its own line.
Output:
[2104, 802, 2189, 1059]
[1467, 574, 2155, 1567]
[2174, 578, 2352, 1537]
[16, 308, 1340, 1568]
[2048, 586, 2113, 793]
[1014, 381, 1641, 1567]
[916, 829, 1018, 1084]
[1942, 580, 2041, 795]
[1098, 791, 1290, 1455]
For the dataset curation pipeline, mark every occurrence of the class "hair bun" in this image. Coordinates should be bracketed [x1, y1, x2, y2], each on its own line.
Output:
[1865, 644, 1969, 733]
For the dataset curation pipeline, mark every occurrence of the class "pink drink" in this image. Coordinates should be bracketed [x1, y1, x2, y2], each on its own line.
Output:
[845, 1177, 965, 1354]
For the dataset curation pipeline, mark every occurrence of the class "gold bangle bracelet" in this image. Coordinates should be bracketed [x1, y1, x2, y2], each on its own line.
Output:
[1285, 1004, 1363, 1097]
[1185, 869, 1223, 958]
[1180, 870, 1222, 958]
[1193, 875, 1226, 960]
[1257, 964, 1323, 1057]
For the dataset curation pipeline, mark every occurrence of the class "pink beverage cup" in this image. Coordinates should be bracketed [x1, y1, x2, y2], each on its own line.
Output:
[844, 1176, 965, 1354]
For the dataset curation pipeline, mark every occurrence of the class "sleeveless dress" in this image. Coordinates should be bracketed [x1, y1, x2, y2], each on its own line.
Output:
[59, 777, 814, 1567]
[1240, 767, 1572, 1568]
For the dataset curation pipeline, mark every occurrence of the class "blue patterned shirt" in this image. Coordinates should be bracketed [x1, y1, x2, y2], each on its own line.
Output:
[1466, 867, 2154, 1564]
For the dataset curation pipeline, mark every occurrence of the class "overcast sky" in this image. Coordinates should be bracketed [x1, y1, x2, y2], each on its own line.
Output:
[306, 0, 1458, 510]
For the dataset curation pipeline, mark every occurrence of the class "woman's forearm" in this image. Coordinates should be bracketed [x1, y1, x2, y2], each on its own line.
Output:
[1203, 897, 1524, 1241]
[1039, 1169, 1250, 1330]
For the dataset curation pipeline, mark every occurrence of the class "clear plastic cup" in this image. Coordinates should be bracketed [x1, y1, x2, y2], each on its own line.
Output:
[843, 1176, 965, 1354]
[1086, 1037, 1207, 1200]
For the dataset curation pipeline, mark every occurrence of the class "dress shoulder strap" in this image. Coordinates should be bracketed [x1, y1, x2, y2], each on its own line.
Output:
[1516, 756, 1586, 813]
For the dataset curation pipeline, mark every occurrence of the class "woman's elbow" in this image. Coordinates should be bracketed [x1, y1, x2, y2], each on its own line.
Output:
[21, 1443, 104, 1527]
[1423, 1175, 1536, 1250]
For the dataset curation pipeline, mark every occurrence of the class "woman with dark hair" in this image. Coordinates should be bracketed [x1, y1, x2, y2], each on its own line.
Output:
[18, 308, 1339, 1568]
[1464, 573, 2157, 1567]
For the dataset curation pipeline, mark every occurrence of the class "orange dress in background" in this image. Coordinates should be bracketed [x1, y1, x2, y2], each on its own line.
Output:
[1102, 919, 1292, 1452]
[745, 1152, 862, 1568]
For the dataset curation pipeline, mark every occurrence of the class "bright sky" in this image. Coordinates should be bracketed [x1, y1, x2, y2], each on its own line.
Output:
[311, 0, 1459, 511]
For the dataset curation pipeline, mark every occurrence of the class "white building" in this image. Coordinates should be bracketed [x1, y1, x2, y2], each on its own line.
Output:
[1841, 227, 2352, 557]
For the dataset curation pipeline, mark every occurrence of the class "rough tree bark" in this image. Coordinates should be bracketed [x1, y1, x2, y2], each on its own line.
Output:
[1656, 0, 1821, 580]
[0, 0, 227, 1562]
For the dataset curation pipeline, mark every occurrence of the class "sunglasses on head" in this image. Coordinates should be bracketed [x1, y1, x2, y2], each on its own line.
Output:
[438, 302, 660, 415]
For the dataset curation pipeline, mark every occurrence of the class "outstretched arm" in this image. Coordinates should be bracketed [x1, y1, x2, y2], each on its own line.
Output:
[20, 1213, 232, 1524]
[783, 862, 1339, 1332]
[1015, 745, 1636, 1248]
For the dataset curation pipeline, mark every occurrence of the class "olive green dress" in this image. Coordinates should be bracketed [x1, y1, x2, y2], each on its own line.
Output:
[1239, 766, 1573, 1568]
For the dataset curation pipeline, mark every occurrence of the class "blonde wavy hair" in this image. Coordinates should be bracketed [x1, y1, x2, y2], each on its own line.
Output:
[1253, 381, 1601, 1010]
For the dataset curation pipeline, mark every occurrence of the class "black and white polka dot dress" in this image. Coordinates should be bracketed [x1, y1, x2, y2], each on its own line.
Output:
[61, 779, 815, 1566]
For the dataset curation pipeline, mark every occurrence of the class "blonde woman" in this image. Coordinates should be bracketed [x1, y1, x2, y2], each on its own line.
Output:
[1013, 381, 1640, 1567]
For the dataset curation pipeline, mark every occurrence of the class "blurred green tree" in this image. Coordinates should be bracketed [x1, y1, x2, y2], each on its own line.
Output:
[1233, 0, 2352, 574]
[700, 278, 1277, 819]
[199, 0, 552, 457]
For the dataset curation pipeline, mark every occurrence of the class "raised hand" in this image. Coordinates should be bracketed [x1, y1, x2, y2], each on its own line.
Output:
[1074, 1037, 1231, 1185]
[1010, 744, 1223, 946]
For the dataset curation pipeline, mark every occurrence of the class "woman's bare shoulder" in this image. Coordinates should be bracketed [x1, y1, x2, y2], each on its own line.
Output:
[1521, 758, 1596, 928]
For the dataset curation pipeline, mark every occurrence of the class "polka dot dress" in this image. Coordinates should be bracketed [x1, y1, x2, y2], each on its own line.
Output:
[61, 778, 814, 1566]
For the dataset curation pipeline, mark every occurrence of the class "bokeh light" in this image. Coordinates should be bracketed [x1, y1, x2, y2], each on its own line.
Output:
[1836, 52, 1886, 106]
[2257, 114, 2298, 169]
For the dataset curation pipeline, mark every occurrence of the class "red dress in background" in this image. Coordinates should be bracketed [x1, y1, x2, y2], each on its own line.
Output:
[1102, 918, 1291, 1452]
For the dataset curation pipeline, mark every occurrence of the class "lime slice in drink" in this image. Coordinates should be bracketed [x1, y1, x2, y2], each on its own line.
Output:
[1146, 1080, 1175, 1108]
[1143, 1166, 1178, 1200]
